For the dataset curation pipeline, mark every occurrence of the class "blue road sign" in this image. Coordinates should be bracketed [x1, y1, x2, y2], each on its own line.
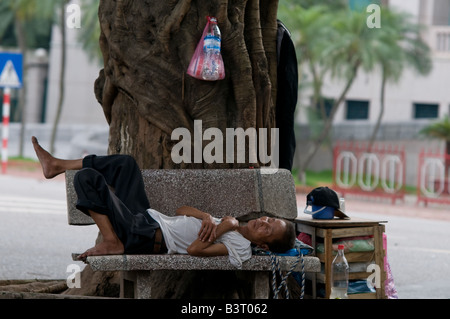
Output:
[0, 52, 23, 88]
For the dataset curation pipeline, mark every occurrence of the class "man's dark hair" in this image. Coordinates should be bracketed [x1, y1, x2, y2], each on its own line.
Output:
[267, 219, 296, 253]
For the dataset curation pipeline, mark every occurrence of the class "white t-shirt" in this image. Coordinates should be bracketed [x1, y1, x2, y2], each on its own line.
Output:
[147, 209, 252, 268]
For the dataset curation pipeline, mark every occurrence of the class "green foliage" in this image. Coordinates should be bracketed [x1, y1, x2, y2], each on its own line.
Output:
[420, 116, 450, 141]
[279, 0, 346, 10]
[9, 156, 36, 163]
[0, 0, 101, 63]
[78, 0, 102, 63]
[291, 168, 333, 187]
[0, 0, 64, 50]
[278, 0, 432, 108]
[278, 0, 432, 176]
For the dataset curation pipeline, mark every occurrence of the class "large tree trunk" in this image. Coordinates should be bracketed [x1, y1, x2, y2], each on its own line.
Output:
[94, 0, 279, 169]
[70, 0, 280, 298]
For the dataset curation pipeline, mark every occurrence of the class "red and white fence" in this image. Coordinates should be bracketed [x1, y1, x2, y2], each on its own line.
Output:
[417, 150, 450, 206]
[333, 142, 406, 203]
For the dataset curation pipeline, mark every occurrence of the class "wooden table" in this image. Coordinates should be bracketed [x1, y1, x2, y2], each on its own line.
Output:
[295, 215, 387, 299]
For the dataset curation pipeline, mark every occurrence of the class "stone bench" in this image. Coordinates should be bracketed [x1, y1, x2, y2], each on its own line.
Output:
[65, 168, 320, 298]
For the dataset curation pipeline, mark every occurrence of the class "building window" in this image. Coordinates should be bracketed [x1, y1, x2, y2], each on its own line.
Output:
[346, 100, 369, 120]
[413, 103, 439, 119]
[315, 98, 334, 119]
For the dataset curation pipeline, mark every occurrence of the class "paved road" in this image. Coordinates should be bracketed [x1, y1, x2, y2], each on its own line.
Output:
[1, 172, 449, 299]
[0, 174, 97, 280]
[345, 210, 450, 299]
[296, 193, 450, 299]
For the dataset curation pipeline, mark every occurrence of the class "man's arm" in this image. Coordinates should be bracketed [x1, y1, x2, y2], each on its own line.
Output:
[175, 205, 211, 219]
[175, 206, 217, 242]
[186, 216, 239, 257]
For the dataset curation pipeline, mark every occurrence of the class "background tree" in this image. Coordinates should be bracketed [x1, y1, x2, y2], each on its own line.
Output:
[368, 8, 432, 150]
[0, 0, 66, 155]
[420, 115, 450, 171]
[78, 0, 102, 63]
[278, 1, 431, 184]
[49, 0, 69, 154]
[279, 4, 379, 183]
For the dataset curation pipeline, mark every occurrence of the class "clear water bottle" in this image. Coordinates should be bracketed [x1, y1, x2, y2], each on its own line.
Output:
[201, 17, 221, 81]
[329, 244, 349, 299]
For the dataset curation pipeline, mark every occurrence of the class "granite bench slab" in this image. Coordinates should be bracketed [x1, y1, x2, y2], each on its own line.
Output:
[65, 168, 320, 298]
[73, 254, 320, 273]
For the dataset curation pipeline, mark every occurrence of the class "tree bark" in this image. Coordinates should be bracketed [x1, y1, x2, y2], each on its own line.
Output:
[94, 0, 279, 169]
[368, 69, 387, 152]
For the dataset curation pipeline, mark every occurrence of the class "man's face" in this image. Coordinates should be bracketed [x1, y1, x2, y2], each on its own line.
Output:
[247, 216, 286, 248]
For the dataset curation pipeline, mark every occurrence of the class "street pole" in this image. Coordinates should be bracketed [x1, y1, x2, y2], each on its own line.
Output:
[2, 87, 11, 174]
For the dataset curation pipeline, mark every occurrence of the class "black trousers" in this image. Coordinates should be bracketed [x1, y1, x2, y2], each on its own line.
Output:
[73, 154, 163, 254]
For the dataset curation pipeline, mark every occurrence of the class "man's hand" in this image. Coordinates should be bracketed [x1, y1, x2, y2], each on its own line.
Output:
[198, 216, 239, 242]
[220, 216, 239, 232]
[198, 213, 217, 242]
[175, 206, 218, 242]
[187, 215, 239, 257]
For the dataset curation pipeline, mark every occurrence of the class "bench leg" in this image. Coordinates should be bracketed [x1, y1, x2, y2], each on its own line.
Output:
[253, 272, 270, 299]
[120, 271, 136, 298]
[135, 271, 153, 299]
[120, 271, 154, 299]
[121, 270, 272, 299]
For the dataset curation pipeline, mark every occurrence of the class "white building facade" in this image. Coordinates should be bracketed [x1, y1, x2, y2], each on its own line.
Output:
[295, 0, 450, 187]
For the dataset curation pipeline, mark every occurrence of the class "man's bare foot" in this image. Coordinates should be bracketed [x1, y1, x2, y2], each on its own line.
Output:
[31, 136, 62, 179]
[32, 136, 83, 178]
[77, 239, 124, 261]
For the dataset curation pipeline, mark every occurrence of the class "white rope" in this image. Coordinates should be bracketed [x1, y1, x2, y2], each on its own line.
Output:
[300, 251, 305, 299]
[270, 249, 304, 299]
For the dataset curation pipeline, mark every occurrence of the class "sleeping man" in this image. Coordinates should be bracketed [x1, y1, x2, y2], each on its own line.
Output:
[32, 136, 295, 268]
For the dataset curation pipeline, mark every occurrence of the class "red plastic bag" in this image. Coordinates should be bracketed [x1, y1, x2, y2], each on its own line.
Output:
[187, 17, 225, 81]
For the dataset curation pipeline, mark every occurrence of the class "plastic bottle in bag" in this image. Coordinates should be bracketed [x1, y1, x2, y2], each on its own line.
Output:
[329, 244, 349, 299]
[201, 17, 221, 81]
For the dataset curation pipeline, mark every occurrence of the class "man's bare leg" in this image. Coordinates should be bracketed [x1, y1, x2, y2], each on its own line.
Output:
[78, 210, 124, 260]
[31, 136, 83, 178]
[33, 136, 125, 259]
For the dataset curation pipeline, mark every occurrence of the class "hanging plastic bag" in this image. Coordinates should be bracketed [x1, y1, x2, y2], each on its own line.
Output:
[187, 16, 225, 81]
